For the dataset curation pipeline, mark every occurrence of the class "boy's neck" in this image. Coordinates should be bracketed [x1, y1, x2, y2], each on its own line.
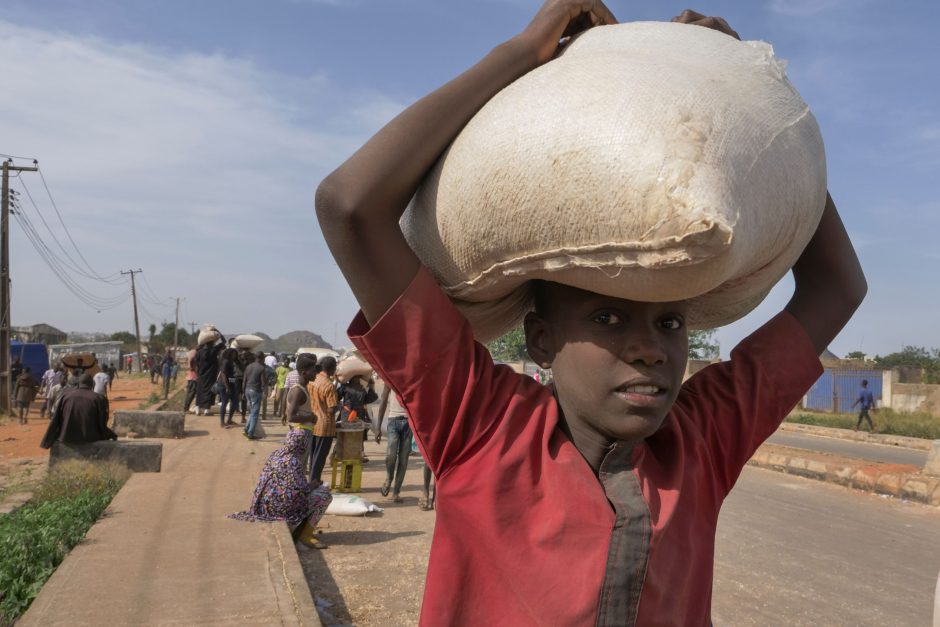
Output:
[558, 415, 612, 474]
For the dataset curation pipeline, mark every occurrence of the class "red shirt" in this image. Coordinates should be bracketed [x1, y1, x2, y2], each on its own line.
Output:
[349, 268, 822, 626]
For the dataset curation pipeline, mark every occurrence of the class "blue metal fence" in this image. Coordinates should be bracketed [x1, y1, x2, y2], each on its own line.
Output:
[805, 368, 883, 413]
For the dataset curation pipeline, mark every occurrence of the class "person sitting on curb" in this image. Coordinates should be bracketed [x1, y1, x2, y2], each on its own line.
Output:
[229, 429, 332, 549]
[40, 374, 117, 448]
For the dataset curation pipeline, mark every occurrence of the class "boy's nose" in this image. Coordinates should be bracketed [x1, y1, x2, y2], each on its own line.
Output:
[619, 334, 667, 366]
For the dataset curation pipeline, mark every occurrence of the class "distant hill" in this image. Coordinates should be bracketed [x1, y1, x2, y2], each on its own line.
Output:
[250, 331, 333, 354]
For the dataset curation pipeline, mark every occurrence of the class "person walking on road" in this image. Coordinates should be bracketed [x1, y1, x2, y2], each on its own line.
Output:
[377, 388, 412, 503]
[218, 348, 240, 427]
[852, 379, 876, 432]
[242, 352, 268, 439]
[92, 369, 111, 397]
[195, 335, 225, 416]
[160, 351, 175, 399]
[184, 347, 198, 414]
[13, 368, 39, 424]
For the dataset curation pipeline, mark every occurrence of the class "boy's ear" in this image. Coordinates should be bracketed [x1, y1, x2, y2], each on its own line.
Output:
[523, 312, 555, 369]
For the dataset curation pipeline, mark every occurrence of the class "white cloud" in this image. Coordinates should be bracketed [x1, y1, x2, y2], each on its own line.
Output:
[920, 125, 940, 141]
[0, 20, 408, 337]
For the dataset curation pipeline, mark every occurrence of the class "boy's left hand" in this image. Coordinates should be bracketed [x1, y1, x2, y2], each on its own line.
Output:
[671, 10, 740, 40]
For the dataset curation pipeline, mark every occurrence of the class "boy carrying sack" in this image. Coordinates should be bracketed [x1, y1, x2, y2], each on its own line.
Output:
[316, 2, 866, 625]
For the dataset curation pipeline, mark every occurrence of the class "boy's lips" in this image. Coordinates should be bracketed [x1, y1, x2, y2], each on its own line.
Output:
[613, 378, 670, 409]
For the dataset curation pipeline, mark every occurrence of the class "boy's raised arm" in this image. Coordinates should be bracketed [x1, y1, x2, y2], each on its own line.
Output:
[315, 0, 616, 325]
[785, 193, 867, 354]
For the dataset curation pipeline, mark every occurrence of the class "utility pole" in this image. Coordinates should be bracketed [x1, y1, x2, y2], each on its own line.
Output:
[173, 297, 180, 351]
[121, 269, 143, 373]
[188, 321, 197, 335]
[2, 159, 38, 416]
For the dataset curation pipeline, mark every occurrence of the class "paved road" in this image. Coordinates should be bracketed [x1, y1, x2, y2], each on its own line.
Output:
[766, 431, 928, 467]
[713, 467, 940, 626]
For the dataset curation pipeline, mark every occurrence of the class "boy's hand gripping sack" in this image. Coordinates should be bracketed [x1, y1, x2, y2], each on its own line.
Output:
[402, 22, 826, 341]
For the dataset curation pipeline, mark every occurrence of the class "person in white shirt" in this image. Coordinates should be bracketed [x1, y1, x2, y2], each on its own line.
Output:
[92, 370, 111, 397]
[264, 352, 278, 370]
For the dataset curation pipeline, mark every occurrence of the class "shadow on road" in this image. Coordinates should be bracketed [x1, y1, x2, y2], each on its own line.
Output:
[322, 529, 425, 546]
[298, 542, 355, 627]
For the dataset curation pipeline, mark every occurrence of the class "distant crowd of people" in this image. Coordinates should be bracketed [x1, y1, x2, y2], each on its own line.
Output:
[12, 356, 118, 426]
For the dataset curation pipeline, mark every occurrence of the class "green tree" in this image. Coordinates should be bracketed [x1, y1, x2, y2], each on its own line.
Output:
[874, 346, 940, 383]
[688, 329, 719, 360]
[845, 350, 867, 361]
[156, 323, 193, 348]
[486, 326, 720, 362]
[109, 331, 136, 344]
[486, 327, 529, 363]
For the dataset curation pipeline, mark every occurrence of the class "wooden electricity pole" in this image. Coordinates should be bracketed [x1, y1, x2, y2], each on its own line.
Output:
[1, 159, 38, 415]
[121, 269, 143, 373]
[173, 297, 180, 351]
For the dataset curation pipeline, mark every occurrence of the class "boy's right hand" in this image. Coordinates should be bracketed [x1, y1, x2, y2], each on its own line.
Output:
[517, 0, 618, 65]
[670, 9, 740, 40]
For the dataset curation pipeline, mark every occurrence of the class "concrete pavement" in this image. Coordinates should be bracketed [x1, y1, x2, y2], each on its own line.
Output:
[749, 443, 940, 506]
[767, 430, 929, 467]
[20, 414, 321, 626]
[714, 466, 940, 626]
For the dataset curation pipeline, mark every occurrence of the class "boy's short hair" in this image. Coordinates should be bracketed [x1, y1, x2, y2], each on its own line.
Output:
[861, 379, 868, 386]
[530, 279, 552, 316]
[319, 356, 337, 373]
[296, 354, 317, 372]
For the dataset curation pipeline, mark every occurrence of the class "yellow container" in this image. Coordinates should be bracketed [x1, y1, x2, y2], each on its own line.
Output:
[330, 459, 362, 493]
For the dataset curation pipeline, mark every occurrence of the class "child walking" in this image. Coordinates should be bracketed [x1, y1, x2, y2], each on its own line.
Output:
[316, 2, 866, 624]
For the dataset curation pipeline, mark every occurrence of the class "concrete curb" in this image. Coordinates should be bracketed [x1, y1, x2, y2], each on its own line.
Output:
[779, 422, 933, 451]
[269, 523, 323, 626]
[749, 444, 940, 507]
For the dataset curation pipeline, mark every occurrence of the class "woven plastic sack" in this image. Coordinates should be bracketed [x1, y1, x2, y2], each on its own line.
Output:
[197, 325, 221, 346]
[232, 334, 264, 350]
[336, 352, 373, 383]
[402, 21, 827, 341]
[326, 494, 383, 516]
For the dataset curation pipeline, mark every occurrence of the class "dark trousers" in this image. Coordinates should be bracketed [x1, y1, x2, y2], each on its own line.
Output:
[183, 380, 197, 412]
[856, 408, 874, 430]
[309, 435, 334, 484]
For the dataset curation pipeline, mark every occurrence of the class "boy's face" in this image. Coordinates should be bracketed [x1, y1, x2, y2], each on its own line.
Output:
[525, 283, 689, 447]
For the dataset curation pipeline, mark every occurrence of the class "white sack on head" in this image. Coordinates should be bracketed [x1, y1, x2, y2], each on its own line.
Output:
[233, 334, 264, 350]
[197, 325, 221, 346]
[402, 21, 827, 341]
[336, 352, 374, 383]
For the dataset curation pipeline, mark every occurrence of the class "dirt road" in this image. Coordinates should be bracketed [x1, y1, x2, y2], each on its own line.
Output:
[0, 374, 181, 461]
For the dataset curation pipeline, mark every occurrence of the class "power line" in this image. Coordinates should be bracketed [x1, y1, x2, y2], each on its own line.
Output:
[16, 177, 124, 285]
[37, 165, 122, 284]
[12, 207, 129, 310]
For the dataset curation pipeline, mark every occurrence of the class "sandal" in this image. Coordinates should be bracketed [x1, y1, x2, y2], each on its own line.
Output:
[380, 482, 390, 497]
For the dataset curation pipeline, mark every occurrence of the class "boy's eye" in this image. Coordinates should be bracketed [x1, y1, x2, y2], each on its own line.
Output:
[660, 317, 684, 330]
[593, 312, 622, 325]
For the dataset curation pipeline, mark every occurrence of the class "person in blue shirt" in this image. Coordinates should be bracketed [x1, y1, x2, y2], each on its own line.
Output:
[852, 379, 876, 432]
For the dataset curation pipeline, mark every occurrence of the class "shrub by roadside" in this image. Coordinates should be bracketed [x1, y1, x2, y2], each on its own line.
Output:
[0, 460, 130, 625]
[787, 409, 940, 440]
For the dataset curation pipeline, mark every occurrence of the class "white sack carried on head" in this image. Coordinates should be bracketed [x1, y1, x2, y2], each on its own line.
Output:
[197, 325, 221, 346]
[233, 334, 264, 350]
[336, 352, 373, 383]
[401, 21, 827, 341]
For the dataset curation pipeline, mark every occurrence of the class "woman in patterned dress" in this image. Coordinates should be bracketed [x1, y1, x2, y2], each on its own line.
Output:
[229, 428, 332, 548]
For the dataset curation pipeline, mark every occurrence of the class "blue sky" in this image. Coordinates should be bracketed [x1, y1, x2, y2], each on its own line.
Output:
[2, 0, 938, 357]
